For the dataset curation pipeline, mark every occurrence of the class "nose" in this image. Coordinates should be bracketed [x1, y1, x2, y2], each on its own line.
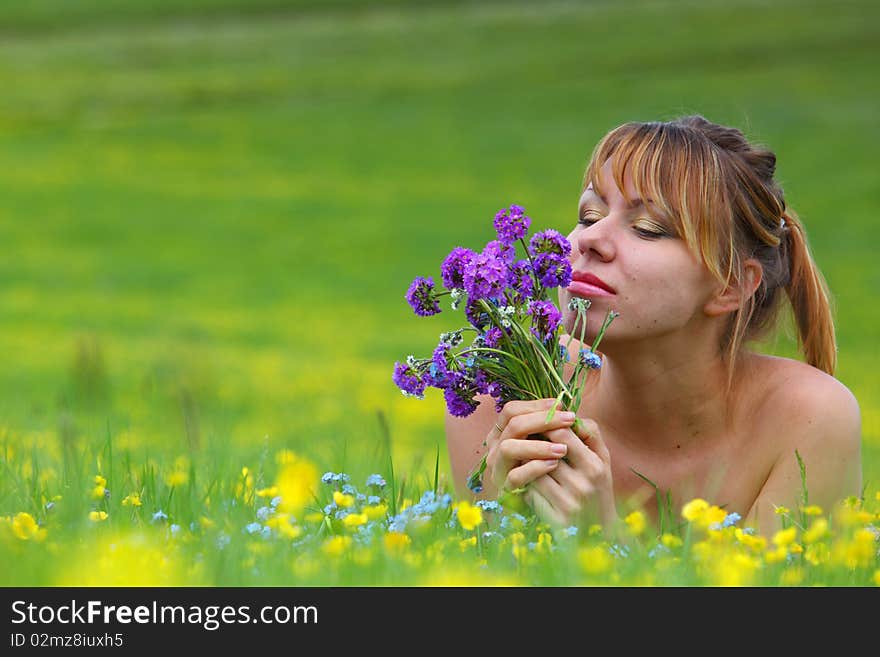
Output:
[572, 218, 616, 263]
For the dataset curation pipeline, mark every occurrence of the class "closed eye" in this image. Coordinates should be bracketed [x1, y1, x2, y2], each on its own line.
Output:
[578, 210, 668, 239]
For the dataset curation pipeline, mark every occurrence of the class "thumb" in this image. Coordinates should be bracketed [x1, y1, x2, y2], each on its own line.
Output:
[574, 417, 610, 463]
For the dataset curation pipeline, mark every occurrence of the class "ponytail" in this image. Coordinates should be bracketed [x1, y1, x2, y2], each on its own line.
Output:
[780, 208, 837, 375]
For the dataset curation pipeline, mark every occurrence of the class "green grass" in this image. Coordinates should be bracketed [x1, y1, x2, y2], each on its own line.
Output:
[0, 0, 877, 584]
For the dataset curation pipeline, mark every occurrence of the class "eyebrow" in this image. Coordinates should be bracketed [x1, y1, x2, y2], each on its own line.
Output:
[584, 185, 654, 210]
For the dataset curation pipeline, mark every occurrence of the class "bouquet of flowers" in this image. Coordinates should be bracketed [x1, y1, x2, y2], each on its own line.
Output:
[392, 204, 618, 494]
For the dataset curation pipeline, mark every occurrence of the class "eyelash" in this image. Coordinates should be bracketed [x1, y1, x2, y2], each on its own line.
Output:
[578, 211, 667, 239]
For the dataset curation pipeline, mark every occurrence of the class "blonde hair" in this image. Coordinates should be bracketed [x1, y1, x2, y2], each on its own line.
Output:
[582, 115, 836, 392]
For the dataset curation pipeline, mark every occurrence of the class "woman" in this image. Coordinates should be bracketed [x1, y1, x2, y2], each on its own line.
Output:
[445, 115, 861, 537]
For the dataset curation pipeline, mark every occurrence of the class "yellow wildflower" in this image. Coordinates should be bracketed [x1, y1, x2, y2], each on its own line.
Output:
[510, 532, 528, 561]
[735, 529, 767, 552]
[838, 529, 877, 569]
[805, 543, 829, 566]
[342, 513, 367, 528]
[383, 532, 411, 552]
[199, 516, 215, 530]
[535, 531, 553, 554]
[166, 470, 188, 487]
[275, 454, 319, 515]
[873, 570, 880, 587]
[836, 503, 873, 527]
[661, 533, 683, 549]
[682, 498, 709, 522]
[256, 486, 279, 498]
[789, 542, 803, 554]
[363, 504, 388, 521]
[715, 553, 760, 587]
[304, 512, 325, 523]
[333, 491, 355, 508]
[456, 501, 483, 531]
[12, 513, 46, 541]
[765, 545, 788, 564]
[265, 514, 302, 539]
[459, 536, 477, 550]
[322, 535, 352, 557]
[89, 511, 108, 522]
[624, 510, 646, 537]
[91, 475, 108, 500]
[774, 506, 790, 516]
[802, 505, 823, 516]
[121, 493, 142, 507]
[703, 505, 728, 529]
[803, 518, 828, 544]
[843, 496, 861, 508]
[772, 526, 797, 548]
[578, 545, 612, 575]
[587, 524, 603, 536]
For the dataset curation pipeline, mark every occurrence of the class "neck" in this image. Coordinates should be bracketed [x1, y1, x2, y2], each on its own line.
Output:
[581, 333, 746, 452]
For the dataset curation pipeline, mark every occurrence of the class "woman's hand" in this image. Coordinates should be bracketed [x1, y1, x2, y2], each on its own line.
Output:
[485, 399, 577, 496]
[524, 417, 617, 529]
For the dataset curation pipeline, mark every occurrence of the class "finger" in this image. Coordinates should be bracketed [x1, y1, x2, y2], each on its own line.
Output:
[573, 417, 610, 462]
[498, 435, 568, 464]
[495, 398, 563, 434]
[499, 408, 577, 443]
[531, 472, 577, 520]
[545, 459, 598, 502]
[495, 412, 576, 475]
[541, 426, 599, 469]
[504, 458, 561, 491]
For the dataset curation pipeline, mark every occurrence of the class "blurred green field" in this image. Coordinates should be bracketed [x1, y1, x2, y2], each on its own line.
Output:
[0, 0, 878, 578]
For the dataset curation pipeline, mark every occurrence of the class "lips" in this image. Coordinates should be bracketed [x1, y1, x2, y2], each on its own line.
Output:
[570, 271, 616, 294]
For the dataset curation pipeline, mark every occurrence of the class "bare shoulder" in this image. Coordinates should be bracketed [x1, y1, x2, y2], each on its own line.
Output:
[752, 354, 861, 446]
[743, 354, 862, 530]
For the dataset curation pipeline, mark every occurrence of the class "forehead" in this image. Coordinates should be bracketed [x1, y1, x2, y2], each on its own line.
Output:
[581, 159, 640, 203]
[580, 175, 645, 210]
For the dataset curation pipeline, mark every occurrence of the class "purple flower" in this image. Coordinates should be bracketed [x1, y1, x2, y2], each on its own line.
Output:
[528, 300, 562, 342]
[533, 252, 572, 288]
[405, 276, 441, 316]
[483, 239, 516, 264]
[443, 373, 480, 418]
[494, 205, 531, 245]
[428, 341, 452, 387]
[440, 247, 475, 290]
[472, 368, 491, 395]
[392, 361, 427, 398]
[507, 259, 535, 305]
[578, 348, 602, 370]
[529, 229, 571, 258]
[463, 249, 508, 302]
[482, 326, 503, 348]
[487, 380, 514, 413]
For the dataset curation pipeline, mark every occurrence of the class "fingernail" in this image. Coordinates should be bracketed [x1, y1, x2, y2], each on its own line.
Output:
[543, 459, 559, 467]
[559, 411, 576, 422]
[550, 444, 567, 456]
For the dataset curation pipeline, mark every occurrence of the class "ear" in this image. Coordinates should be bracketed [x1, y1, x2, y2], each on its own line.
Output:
[703, 259, 763, 317]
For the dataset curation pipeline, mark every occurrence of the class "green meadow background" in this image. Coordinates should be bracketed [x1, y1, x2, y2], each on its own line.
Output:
[1, 0, 877, 536]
